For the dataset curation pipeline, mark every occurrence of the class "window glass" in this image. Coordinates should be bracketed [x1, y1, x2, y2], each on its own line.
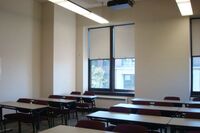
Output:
[115, 58, 135, 90]
[193, 57, 200, 92]
[91, 60, 110, 89]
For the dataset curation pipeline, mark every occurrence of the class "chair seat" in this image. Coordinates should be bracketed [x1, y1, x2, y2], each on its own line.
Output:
[76, 102, 92, 108]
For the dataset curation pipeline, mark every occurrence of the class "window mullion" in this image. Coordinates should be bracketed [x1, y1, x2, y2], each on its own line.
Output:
[110, 26, 115, 92]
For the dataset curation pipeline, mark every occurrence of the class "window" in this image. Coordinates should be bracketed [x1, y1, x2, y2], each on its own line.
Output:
[91, 60, 110, 89]
[191, 18, 200, 96]
[115, 59, 135, 90]
[88, 24, 135, 94]
[192, 57, 200, 92]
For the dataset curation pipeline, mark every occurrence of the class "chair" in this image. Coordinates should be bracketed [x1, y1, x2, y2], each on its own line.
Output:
[71, 91, 81, 95]
[61, 96, 79, 122]
[184, 112, 200, 119]
[187, 131, 200, 133]
[48, 95, 64, 99]
[4, 98, 40, 133]
[132, 101, 151, 105]
[192, 97, 200, 101]
[186, 104, 200, 108]
[137, 109, 163, 132]
[75, 120, 105, 130]
[106, 107, 132, 131]
[31, 100, 51, 127]
[113, 124, 147, 133]
[137, 109, 161, 116]
[83, 91, 96, 107]
[164, 96, 180, 101]
[70, 91, 81, 102]
[154, 102, 174, 107]
[109, 107, 132, 113]
[76, 91, 96, 113]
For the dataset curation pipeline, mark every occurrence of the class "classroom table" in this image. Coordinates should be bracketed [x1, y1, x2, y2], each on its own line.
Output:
[178, 107, 200, 113]
[131, 98, 186, 107]
[0, 101, 48, 133]
[32, 98, 75, 104]
[87, 111, 171, 133]
[66, 95, 97, 99]
[114, 103, 180, 112]
[39, 125, 113, 133]
[169, 117, 200, 133]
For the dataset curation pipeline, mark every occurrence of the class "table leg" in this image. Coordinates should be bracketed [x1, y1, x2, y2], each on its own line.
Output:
[0, 107, 2, 130]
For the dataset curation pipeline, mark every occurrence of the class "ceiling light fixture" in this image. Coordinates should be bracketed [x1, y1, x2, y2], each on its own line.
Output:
[176, 0, 193, 16]
[48, 0, 109, 24]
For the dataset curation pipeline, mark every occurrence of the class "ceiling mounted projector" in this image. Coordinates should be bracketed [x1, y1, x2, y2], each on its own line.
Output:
[107, 0, 135, 10]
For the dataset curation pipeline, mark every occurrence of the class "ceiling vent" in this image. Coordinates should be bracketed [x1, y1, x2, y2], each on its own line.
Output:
[107, 0, 135, 10]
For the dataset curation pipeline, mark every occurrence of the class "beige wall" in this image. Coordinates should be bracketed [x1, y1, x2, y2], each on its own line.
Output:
[41, 2, 54, 97]
[76, 0, 200, 100]
[41, 3, 76, 97]
[0, 0, 77, 100]
[0, 0, 42, 101]
[53, 5, 76, 95]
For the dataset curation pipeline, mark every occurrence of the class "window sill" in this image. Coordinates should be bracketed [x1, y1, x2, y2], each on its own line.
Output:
[93, 91, 135, 97]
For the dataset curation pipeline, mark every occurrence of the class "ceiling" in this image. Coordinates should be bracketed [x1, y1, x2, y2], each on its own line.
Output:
[36, 0, 110, 8]
[36, 0, 144, 8]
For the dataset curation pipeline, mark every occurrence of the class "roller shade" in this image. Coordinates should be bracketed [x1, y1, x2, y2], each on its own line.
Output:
[114, 24, 135, 58]
[89, 27, 110, 59]
[192, 19, 200, 56]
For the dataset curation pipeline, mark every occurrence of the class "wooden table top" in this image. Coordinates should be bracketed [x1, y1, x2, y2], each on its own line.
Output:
[0, 101, 47, 110]
[39, 125, 113, 133]
[114, 103, 180, 112]
[87, 111, 171, 125]
[33, 98, 75, 103]
[169, 117, 200, 128]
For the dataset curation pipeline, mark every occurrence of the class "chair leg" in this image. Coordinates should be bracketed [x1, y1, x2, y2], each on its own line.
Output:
[75, 111, 78, 121]
[18, 121, 21, 133]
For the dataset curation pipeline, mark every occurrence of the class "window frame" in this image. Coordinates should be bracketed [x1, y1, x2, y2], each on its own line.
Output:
[190, 18, 200, 96]
[88, 23, 135, 95]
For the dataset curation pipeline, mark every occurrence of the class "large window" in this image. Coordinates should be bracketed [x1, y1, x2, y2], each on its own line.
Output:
[191, 18, 200, 96]
[88, 24, 135, 94]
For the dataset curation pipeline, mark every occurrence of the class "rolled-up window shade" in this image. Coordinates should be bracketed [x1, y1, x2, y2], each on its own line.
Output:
[192, 19, 200, 56]
[89, 27, 110, 59]
[114, 24, 135, 58]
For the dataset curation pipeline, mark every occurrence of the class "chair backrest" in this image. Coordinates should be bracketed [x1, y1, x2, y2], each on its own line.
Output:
[83, 91, 95, 96]
[192, 97, 200, 101]
[71, 91, 81, 95]
[137, 109, 161, 116]
[17, 98, 32, 113]
[186, 104, 200, 108]
[109, 107, 132, 113]
[65, 96, 77, 100]
[113, 124, 147, 133]
[75, 120, 105, 130]
[132, 101, 150, 105]
[48, 95, 64, 99]
[187, 131, 200, 133]
[32, 100, 48, 105]
[184, 112, 200, 119]
[154, 102, 174, 107]
[17, 98, 32, 103]
[164, 96, 180, 101]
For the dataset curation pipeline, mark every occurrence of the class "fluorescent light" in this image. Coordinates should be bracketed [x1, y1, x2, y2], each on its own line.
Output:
[48, 0, 109, 24]
[176, 0, 193, 16]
